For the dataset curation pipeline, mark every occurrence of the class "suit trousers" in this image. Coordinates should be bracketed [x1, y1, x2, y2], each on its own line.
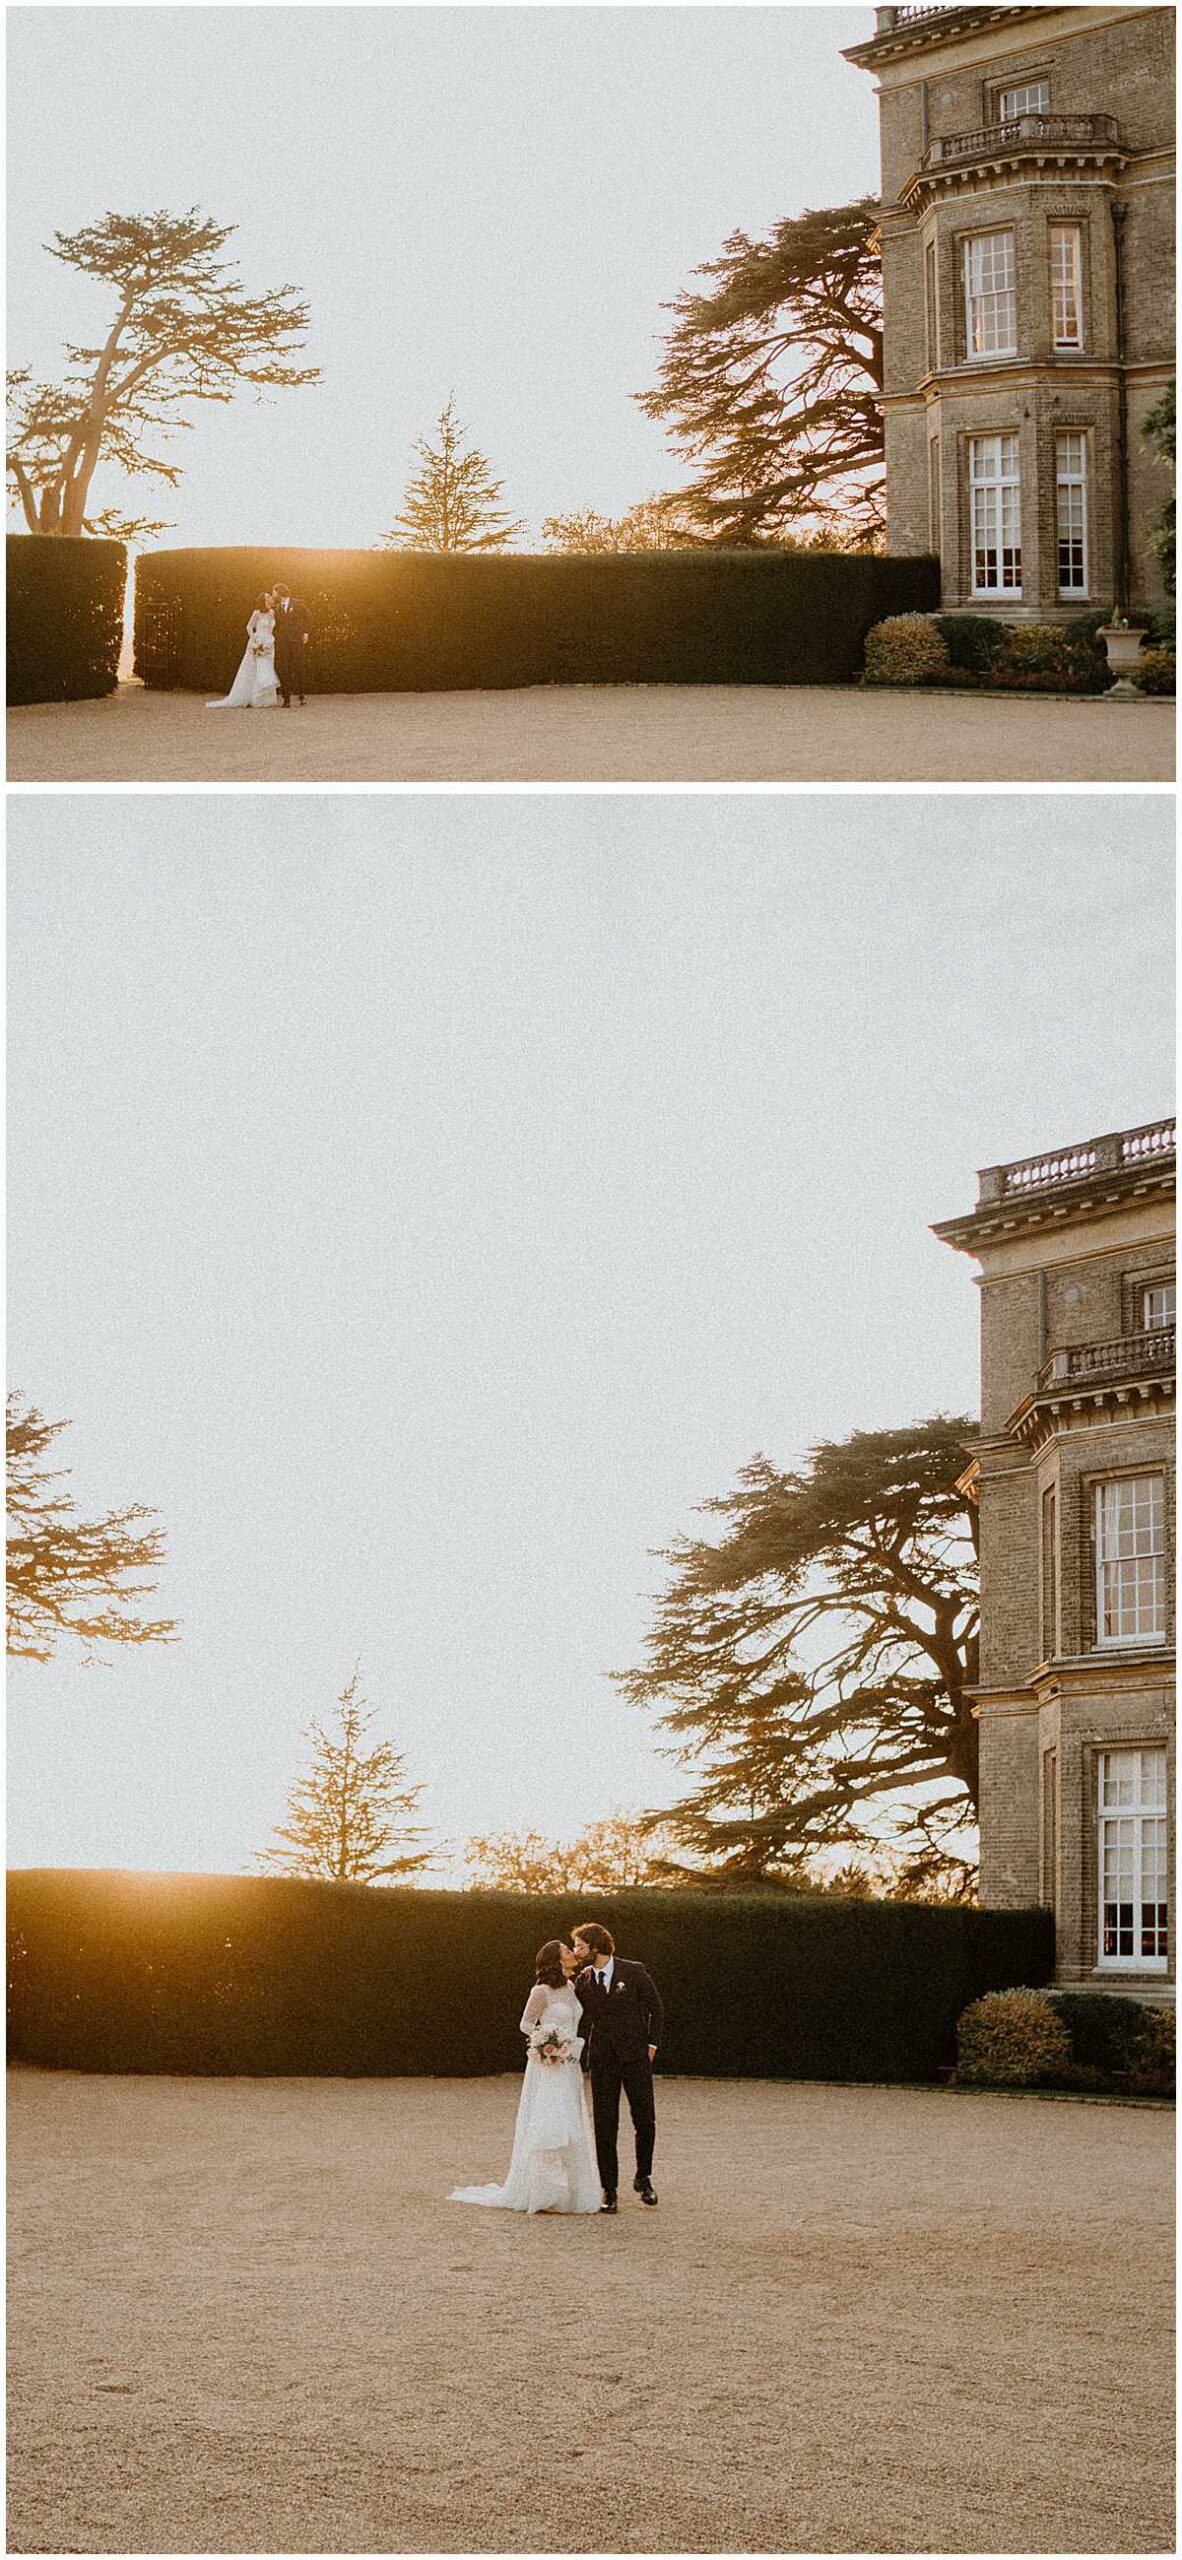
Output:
[589, 2051, 655, 2191]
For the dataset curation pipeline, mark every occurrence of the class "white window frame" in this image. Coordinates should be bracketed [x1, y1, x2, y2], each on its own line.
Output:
[969, 433, 1022, 596]
[1055, 432, 1088, 596]
[998, 79, 1051, 120]
[963, 229, 1017, 359]
[1143, 1283, 1176, 1330]
[1050, 223, 1084, 350]
[1097, 1746, 1169, 1972]
[1094, 1475, 1167, 1648]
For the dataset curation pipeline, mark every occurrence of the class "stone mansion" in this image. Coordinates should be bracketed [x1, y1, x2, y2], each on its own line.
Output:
[935, 1118, 1175, 1997]
[846, 5, 1175, 617]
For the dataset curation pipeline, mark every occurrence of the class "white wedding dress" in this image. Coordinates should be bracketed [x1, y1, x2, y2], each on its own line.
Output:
[207, 609, 278, 710]
[450, 1983, 601, 2215]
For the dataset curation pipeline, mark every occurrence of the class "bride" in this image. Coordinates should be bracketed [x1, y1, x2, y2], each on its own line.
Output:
[207, 592, 278, 710]
[450, 1940, 601, 2215]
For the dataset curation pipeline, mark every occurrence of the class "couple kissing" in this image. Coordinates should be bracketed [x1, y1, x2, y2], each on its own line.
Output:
[450, 1922, 664, 2218]
[207, 584, 312, 712]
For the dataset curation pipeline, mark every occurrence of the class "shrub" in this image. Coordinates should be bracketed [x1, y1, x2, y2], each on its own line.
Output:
[133, 546, 941, 694]
[1000, 622, 1076, 678]
[863, 614, 949, 686]
[935, 614, 1007, 675]
[956, 1987, 1072, 2088]
[6, 1867, 1051, 2082]
[1048, 1991, 1148, 2080]
[1127, 2006, 1175, 2097]
[7, 535, 127, 705]
[1133, 647, 1176, 696]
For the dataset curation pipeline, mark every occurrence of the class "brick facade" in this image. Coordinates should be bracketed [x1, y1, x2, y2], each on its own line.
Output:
[846, 6, 1175, 616]
[934, 1118, 1176, 1997]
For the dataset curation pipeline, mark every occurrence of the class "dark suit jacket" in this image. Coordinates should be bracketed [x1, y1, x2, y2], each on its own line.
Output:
[274, 597, 312, 676]
[575, 1958, 664, 2066]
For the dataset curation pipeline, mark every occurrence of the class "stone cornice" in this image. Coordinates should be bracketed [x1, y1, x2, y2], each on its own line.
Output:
[843, 5, 1153, 75]
[1031, 1652, 1176, 1701]
[934, 1121, 1175, 1258]
[970, 1649, 1175, 1714]
[1005, 1363, 1175, 1455]
[900, 120, 1127, 213]
[880, 357, 1171, 410]
[844, 8, 1045, 73]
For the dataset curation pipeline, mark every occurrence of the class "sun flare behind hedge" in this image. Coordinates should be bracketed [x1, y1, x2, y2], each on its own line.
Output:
[133, 546, 940, 694]
[8, 1868, 1050, 2081]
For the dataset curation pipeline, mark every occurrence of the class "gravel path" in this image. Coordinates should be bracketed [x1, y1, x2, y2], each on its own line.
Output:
[7, 2069, 1174, 2555]
[7, 683, 1174, 783]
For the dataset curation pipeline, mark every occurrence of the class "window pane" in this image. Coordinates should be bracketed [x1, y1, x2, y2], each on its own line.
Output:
[970, 434, 1021, 593]
[1099, 1752, 1171, 1966]
[1050, 225, 1083, 347]
[965, 231, 1016, 356]
[1000, 80, 1050, 117]
[1097, 1479, 1166, 1641]
[1143, 1283, 1175, 1329]
[1056, 432, 1087, 592]
[1142, 1751, 1168, 1809]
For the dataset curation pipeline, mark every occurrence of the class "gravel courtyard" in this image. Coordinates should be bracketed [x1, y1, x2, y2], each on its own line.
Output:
[7, 683, 1174, 783]
[7, 2069, 1174, 2556]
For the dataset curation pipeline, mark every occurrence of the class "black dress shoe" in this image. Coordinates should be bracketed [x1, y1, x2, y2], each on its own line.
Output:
[634, 2177, 658, 2206]
[600, 2194, 617, 2214]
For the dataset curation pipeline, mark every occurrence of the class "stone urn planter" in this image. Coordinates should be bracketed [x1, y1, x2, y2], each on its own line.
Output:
[1097, 621, 1146, 696]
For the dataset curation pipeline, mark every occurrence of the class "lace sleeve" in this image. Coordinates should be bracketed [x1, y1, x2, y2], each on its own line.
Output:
[519, 1984, 548, 2035]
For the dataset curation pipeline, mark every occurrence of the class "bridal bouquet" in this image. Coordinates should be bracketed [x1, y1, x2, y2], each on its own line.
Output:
[529, 2027, 575, 2068]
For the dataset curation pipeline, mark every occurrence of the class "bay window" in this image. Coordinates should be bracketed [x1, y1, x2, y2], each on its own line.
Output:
[964, 229, 1017, 357]
[1056, 433, 1088, 594]
[970, 433, 1022, 594]
[1050, 224, 1084, 349]
[1094, 1475, 1166, 1646]
[1098, 1747, 1169, 1969]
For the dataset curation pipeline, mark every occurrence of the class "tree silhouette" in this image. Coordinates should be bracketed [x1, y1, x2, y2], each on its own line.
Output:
[380, 396, 524, 551]
[6, 1394, 178, 1662]
[618, 1419, 979, 1892]
[542, 494, 701, 552]
[258, 1668, 431, 1883]
[638, 201, 884, 546]
[7, 208, 319, 540]
[464, 1812, 682, 1892]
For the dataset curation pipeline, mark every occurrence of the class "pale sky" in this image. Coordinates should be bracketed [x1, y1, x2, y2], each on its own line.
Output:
[7, 4, 876, 548]
[7, 794, 1176, 1880]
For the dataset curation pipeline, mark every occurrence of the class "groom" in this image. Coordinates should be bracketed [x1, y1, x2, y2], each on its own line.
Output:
[272, 584, 312, 706]
[572, 1923, 663, 2214]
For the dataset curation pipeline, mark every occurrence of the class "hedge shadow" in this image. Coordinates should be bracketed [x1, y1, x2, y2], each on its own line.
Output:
[134, 547, 941, 694]
[8, 1869, 1052, 2083]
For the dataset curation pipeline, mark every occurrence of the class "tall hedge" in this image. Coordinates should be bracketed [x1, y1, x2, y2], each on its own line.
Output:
[7, 1869, 1052, 2082]
[133, 547, 940, 693]
[7, 535, 127, 704]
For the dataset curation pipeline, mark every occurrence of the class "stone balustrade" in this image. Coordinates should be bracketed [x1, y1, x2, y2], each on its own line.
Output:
[1039, 1324, 1175, 1389]
[976, 1118, 1176, 1206]
[923, 112, 1119, 169]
